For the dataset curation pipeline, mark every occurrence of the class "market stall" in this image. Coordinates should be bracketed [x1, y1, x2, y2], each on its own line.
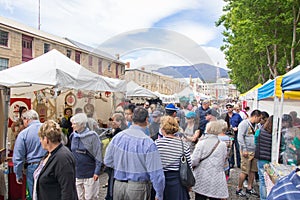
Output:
[0, 49, 126, 200]
[262, 65, 300, 197]
[0, 49, 126, 146]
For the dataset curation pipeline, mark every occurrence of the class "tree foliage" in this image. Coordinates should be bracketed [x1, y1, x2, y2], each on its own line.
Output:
[217, 0, 300, 93]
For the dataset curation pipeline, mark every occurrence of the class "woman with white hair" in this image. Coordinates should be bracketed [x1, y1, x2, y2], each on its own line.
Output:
[70, 113, 102, 200]
[192, 120, 229, 200]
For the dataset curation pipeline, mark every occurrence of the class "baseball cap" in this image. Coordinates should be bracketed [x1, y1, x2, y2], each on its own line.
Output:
[226, 103, 234, 108]
[205, 109, 219, 118]
[165, 103, 179, 111]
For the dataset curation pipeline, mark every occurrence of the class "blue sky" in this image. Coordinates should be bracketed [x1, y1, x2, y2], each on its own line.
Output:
[0, 0, 227, 68]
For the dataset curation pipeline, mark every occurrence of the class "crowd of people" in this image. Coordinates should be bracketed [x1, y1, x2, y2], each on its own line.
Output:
[10, 99, 300, 200]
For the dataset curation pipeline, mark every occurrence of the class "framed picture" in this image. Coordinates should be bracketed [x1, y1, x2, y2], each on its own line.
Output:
[65, 92, 76, 107]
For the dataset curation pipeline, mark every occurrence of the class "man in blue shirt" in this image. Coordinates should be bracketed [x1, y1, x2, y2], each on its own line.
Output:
[104, 107, 165, 200]
[13, 109, 46, 198]
[224, 103, 243, 168]
[197, 99, 211, 137]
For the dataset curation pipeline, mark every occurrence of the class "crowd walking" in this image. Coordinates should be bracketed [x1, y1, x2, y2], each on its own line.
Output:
[9, 100, 300, 200]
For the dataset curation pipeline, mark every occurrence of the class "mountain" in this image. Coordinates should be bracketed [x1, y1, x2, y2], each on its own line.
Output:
[153, 63, 229, 83]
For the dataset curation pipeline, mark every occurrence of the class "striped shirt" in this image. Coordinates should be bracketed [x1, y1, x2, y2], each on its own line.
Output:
[267, 169, 300, 200]
[156, 137, 192, 171]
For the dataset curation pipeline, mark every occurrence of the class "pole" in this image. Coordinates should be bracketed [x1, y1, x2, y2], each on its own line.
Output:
[38, 0, 41, 30]
[3, 87, 10, 157]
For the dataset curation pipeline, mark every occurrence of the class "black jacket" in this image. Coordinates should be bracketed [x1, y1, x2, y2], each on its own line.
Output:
[36, 144, 78, 200]
[255, 128, 272, 161]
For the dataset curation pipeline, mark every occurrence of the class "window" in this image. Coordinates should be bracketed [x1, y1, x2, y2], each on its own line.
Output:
[44, 43, 50, 53]
[108, 63, 111, 71]
[121, 65, 125, 75]
[0, 58, 8, 71]
[98, 58, 102, 75]
[22, 35, 33, 62]
[75, 51, 81, 64]
[66, 49, 72, 58]
[88, 55, 93, 66]
[0, 30, 8, 47]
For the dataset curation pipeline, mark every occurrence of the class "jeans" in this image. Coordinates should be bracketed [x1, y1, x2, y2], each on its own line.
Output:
[257, 160, 268, 200]
[27, 163, 39, 198]
[230, 132, 241, 168]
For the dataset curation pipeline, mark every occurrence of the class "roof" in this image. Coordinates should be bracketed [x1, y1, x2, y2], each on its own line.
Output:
[0, 16, 124, 64]
[65, 38, 125, 64]
[0, 16, 76, 47]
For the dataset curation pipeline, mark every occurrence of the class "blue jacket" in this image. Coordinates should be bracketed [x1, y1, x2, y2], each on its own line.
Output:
[198, 106, 210, 132]
[70, 128, 102, 179]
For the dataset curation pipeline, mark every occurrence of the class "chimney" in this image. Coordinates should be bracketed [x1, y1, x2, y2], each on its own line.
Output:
[126, 62, 130, 68]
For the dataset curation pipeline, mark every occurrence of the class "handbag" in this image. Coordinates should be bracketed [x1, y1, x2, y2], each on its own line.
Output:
[179, 139, 196, 188]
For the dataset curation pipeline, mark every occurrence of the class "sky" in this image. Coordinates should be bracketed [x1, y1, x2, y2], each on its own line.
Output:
[0, 0, 227, 69]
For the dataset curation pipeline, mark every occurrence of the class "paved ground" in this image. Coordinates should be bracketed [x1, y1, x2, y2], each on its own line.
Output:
[98, 167, 260, 200]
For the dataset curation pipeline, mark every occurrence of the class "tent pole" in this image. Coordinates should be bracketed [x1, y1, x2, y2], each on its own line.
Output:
[3, 87, 10, 156]
[276, 92, 284, 162]
[271, 96, 279, 162]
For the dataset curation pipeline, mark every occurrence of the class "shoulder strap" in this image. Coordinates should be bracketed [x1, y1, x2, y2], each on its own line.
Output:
[180, 139, 185, 156]
[247, 120, 255, 133]
[200, 140, 220, 162]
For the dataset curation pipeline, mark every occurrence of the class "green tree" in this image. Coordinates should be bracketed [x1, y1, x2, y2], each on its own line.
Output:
[217, 0, 300, 93]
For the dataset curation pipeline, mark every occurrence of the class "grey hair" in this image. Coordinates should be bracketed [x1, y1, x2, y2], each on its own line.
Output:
[205, 120, 223, 135]
[22, 109, 39, 120]
[71, 113, 88, 128]
[219, 119, 228, 133]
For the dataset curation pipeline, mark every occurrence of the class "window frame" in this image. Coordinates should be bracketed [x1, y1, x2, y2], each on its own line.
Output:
[0, 30, 9, 47]
[0, 57, 9, 71]
[75, 51, 81, 64]
[44, 43, 50, 53]
[66, 49, 72, 58]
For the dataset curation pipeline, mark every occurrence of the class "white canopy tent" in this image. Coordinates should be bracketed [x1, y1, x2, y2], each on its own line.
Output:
[0, 49, 126, 94]
[0, 49, 126, 148]
[126, 81, 158, 98]
[154, 91, 179, 104]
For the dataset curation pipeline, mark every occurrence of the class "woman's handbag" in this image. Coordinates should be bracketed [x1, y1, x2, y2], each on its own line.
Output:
[179, 139, 196, 188]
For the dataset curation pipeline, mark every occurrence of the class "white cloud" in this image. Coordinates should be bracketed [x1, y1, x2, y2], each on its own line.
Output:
[202, 46, 227, 69]
[122, 50, 191, 68]
[162, 21, 217, 45]
[1, 0, 201, 44]
[0, 0, 227, 68]
[121, 47, 228, 70]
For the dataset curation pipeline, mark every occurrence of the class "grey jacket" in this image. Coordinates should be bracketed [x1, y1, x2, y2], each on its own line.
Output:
[191, 134, 229, 198]
[237, 119, 256, 152]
